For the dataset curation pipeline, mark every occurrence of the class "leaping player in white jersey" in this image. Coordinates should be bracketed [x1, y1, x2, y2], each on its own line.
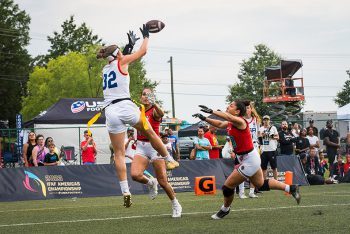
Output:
[97, 25, 178, 208]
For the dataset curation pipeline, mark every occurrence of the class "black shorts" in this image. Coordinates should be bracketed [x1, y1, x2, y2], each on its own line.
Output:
[261, 151, 277, 170]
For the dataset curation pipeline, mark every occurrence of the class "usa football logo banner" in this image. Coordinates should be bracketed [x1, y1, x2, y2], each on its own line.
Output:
[71, 101, 86, 113]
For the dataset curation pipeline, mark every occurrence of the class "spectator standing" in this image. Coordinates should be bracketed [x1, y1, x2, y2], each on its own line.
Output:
[278, 121, 296, 155]
[291, 122, 300, 137]
[81, 130, 97, 165]
[295, 128, 310, 155]
[204, 125, 222, 159]
[323, 120, 340, 170]
[345, 133, 350, 155]
[124, 127, 136, 163]
[318, 150, 328, 177]
[167, 128, 180, 161]
[259, 115, 279, 179]
[222, 136, 235, 159]
[22, 131, 36, 167]
[306, 128, 320, 151]
[32, 134, 49, 167]
[194, 127, 212, 160]
[44, 143, 59, 166]
[306, 119, 318, 137]
[161, 132, 174, 159]
[45, 137, 61, 163]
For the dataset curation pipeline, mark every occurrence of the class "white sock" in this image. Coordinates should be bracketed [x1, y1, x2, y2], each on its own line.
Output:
[119, 180, 130, 194]
[249, 188, 255, 194]
[221, 205, 230, 212]
[146, 178, 153, 186]
[239, 182, 245, 194]
[171, 198, 179, 205]
[284, 185, 290, 193]
[166, 155, 175, 162]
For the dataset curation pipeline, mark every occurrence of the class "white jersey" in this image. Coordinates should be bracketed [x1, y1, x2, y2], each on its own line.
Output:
[246, 117, 259, 144]
[102, 60, 130, 105]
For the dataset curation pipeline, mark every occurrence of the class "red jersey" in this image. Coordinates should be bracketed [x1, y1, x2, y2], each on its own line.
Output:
[204, 131, 220, 159]
[80, 141, 96, 163]
[137, 106, 161, 141]
[226, 118, 254, 155]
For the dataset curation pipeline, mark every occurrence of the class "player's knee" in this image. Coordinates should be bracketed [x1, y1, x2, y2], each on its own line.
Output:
[130, 171, 143, 182]
[222, 185, 235, 197]
[258, 179, 270, 191]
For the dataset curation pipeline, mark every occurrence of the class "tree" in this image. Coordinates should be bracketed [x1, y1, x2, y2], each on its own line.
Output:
[33, 15, 102, 66]
[21, 47, 157, 121]
[334, 71, 350, 107]
[227, 44, 281, 116]
[0, 0, 31, 127]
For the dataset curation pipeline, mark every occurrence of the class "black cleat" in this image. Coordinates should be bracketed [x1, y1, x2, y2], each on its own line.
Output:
[123, 193, 132, 208]
[211, 208, 230, 220]
[290, 185, 301, 205]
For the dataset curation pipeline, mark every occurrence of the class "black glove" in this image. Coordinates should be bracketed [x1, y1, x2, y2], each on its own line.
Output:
[199, 105, 213, 114]
[122, 31, 140, 55]
[192, 113, 206, 121]
[140, 24, 149, 39]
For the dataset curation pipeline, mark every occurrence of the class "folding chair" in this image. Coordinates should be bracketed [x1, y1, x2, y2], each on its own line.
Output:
[60, 146, 78, 165]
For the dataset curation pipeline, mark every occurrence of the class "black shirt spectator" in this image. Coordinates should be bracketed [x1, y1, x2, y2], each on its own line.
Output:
[323, 120, 340, 169]
[295, 128, 310, 155]
[300, 153, 324, 185]
[306, 148, 321, 176]
[306, 119, 318, 137]
[278, 121, 295, 155]
[331, 155, 344, 181]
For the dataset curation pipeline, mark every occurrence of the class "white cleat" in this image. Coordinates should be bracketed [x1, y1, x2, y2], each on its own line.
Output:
[239, 193, 248, 199]
[172, 203, 182, 218]
[249, 193, 258, 198]
[148, 178, 158, 200]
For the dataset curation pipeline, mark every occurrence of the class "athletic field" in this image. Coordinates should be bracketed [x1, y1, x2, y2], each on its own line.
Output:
[0, 184, 349, 233]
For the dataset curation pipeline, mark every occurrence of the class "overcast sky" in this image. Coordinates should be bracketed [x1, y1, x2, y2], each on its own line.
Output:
[16, 0, 350, 123]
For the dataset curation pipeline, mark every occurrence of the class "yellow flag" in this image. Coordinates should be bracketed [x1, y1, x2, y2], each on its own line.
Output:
[140, 104, 149, 130]
[87, 112, 102, 136]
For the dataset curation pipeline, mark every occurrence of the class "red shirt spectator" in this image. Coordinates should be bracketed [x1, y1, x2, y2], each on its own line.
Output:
[204, 126, 222, 159]
[344, 155, 350, 175]
[81, 130, 97, 165]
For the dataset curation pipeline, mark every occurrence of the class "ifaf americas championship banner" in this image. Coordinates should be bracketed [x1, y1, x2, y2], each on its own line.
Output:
[0, 158, 307, 202]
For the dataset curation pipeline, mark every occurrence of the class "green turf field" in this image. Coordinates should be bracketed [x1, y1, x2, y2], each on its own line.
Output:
[0, 184, 349, 234]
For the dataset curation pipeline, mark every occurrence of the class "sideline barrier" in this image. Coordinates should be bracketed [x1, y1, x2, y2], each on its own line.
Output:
[0, 157, 308, 202]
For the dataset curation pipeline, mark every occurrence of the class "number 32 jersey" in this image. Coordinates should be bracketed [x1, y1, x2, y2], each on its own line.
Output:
[102, 60, 130, 105]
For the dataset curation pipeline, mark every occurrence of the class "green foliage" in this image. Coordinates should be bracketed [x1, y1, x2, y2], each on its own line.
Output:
[0, 0, 31, 127]
[33, 15, 102, 66]
[334, 77, 350, 107]
[21, 47, 158, 121]
[227, 44, 281, 116]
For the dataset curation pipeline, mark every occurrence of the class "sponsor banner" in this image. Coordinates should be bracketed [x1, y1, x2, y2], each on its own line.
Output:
[267, 155, 309, 185]
[0, 158, 307, 202]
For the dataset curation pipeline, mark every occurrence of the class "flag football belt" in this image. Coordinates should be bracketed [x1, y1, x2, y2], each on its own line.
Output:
[235, 148, 254, 156]
[110, 97, 132, 106]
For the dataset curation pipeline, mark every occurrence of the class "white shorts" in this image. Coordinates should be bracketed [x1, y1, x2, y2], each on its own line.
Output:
[105, 100, 140, 134]
[135, 141, 163, 162]
[236, 148, 261, 178]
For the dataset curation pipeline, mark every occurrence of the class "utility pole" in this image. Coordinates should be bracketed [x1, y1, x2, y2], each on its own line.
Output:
[168, 56, 175, 118]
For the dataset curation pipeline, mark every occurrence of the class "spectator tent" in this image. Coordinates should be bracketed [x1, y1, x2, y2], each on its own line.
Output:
[25, 98, 111, 164]
[337, 103, 350, 138]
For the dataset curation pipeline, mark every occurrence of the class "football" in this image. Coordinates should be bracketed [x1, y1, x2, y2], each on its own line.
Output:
[146, 20, 165, 33]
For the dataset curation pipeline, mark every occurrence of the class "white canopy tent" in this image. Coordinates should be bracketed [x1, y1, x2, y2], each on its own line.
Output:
[337, 103, 350, 138]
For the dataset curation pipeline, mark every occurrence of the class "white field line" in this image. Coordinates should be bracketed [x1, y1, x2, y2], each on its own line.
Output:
[0, 203, 349, 228]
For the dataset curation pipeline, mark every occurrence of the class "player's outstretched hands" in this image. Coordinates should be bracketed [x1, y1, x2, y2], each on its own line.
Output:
[199, 105, 213, 114]
[192, 113, 206, 121]
[140, 24, 150, 38]
[127, 30, 140, 46]
[147, 92, 156, 105]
